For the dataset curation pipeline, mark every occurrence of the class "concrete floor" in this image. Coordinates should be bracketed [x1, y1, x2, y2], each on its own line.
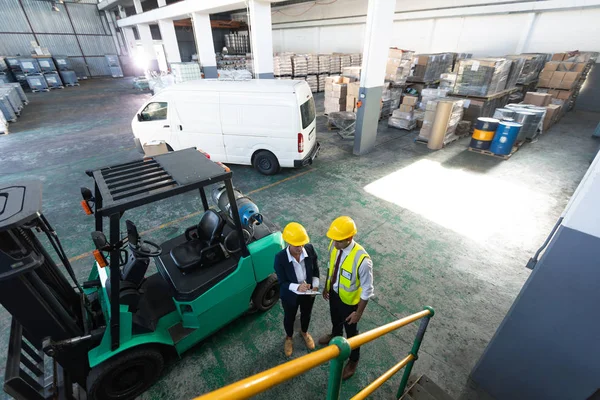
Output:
[0, 78, 598, 400]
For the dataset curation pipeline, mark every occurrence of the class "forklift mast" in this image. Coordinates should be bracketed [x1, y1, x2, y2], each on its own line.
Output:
[0, 181, 94, 399]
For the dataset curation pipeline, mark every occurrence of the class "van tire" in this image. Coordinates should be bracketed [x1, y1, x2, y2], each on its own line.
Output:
[253, 151, 280, 175]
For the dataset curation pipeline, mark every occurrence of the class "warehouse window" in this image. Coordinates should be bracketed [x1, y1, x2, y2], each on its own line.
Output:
[140, 102, 168, 121]
[300, 98, 315, 129]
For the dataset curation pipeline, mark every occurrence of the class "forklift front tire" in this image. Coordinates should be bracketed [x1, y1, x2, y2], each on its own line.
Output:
[252, 274, 280, 311]
[86, 346, 164, 400]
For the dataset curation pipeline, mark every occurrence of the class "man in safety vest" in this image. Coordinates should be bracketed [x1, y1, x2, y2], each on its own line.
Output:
[318, 216, 374, 380]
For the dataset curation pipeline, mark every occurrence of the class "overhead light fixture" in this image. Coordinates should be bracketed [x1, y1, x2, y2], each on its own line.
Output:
[51, 1, 60, 11]
[57, 0, 64, 3]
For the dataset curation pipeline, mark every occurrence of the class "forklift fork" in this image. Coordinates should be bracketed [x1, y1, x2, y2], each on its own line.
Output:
[4, 319, 74, 400]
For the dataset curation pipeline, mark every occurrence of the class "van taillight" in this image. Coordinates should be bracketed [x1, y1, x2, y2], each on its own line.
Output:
[298, 133, 304, 152]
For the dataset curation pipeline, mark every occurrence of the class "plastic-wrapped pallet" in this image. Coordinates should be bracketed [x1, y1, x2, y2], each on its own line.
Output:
[389, 86, 403, 109]
[330, 54, 341, 74]
[218, 69, 253, 81]
[0, 83, 27, 104]
[171, 62, 202, 83]
[505, 56, 525, 89]
[453, 58, 513, 97]
[276, 76, 292, 80]
[350, 53, 362, 67]
[306, 55, 318, 75]
[273, 54, 293, 76]
[340, 54, 352, 69]
[292, 55, 308, 77]
[0, 110, 7, 135]
[306, 75, 318, 92]
[388, 109, 416, 130]
[318, 55, 331, 74]
[0, 87, 22, 115]
[318, 74, 329, 92]
[385, 49, 414, 85]
[439, 73, 457, 90]
[417, 98, 464, 144]
[0, 90, 17, 122]
[419, 88, 449, 110]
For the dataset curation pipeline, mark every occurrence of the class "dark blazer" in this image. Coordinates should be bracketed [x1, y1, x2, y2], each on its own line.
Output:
[274, 244, 319, 306]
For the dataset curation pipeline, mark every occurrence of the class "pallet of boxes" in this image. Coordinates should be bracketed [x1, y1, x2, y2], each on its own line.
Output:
[388, 95, 418, 130]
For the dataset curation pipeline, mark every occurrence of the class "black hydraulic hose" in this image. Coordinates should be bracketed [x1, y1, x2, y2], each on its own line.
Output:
[527, 216, 564, 269]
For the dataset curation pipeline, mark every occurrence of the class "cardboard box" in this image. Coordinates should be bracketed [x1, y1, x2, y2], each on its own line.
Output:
[551, 53, 567, 61]
[557, 62, 574, 71]
[325, 96, 345, 105]
[388, 48, 405, 59]
[341, 77, 355, 84]
[346, 95, 357, 111]
[539, 70, 554, 80]
[524, 92, 553, 107]
[399, 104, 415, 113]
[143, 142, 169, 156]
[538, 77, 551, 87]
[573, 63, 586, 72]
[325, 83, 347, 98]
[543, 104, 562, 131]
[557, 90, 573, 100]
[549, 71, 566, 88]
[347, 82, 360, 98]
[543, 62, 560, 72]
[325, 76, 343, 84]
[402, 96, 418, 106]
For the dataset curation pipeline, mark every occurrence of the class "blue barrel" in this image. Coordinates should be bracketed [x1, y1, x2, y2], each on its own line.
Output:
[470, 138, 491, 150]
[475, 117, 500, 132]
[489, 121, 522, 155]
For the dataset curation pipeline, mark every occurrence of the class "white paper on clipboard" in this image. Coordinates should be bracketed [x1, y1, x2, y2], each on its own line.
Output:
[291, 289, 321, 295]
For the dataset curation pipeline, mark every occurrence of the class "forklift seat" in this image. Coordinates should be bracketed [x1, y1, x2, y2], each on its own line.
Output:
[170, 210, 226, 272]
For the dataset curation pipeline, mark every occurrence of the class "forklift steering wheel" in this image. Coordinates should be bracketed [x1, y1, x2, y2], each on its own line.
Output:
[130, 239, 162, 257]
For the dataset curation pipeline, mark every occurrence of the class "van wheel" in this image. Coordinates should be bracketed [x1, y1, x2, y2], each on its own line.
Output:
[253, 151, 280, 175]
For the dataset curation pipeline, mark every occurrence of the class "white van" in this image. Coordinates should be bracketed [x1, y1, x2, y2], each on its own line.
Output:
[131, 79, 319, 175]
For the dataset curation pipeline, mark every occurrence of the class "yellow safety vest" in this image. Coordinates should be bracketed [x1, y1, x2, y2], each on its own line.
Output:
[326, 241, 370, 305]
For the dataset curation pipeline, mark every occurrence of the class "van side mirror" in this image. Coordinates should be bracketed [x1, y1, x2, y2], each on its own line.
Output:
[137, 113, 143, 122]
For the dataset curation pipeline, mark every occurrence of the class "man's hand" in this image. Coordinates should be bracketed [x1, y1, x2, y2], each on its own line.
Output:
[323, 288, 329, 300]
[345, 311, 362, 325]
[298, 282, 310, 292]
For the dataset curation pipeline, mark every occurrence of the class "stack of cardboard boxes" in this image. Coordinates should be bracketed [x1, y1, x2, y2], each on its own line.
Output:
[388, 95, 418, 130]
[453, 58, 513, 97]
[346, 82, 360, 113]
[537, 61, 585, 90]
[324, 76, 348, 114]
[385, 48, 414, 85]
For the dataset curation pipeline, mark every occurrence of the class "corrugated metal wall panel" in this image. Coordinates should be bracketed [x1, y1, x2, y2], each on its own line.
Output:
[77, 0, 100, 4]
[67, 4, 107, 35]
[85, 57, 111, 76]
[78, 35, 117, 56]
[36, 34, 82, 57]
[0, 34, 36, 56]
[21, 0, 74, 34]
[0, 0, 32, 32]
[69, 57, 89, 78]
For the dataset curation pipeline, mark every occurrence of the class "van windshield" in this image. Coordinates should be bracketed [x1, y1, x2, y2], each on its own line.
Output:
[300, 98, 316, 129]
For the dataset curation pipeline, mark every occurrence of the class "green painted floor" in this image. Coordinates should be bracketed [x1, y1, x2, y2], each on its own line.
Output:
[0, 78, 598, 399]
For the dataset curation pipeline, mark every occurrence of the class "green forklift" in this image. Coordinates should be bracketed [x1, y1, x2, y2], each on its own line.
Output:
[0, 148, 284, 399]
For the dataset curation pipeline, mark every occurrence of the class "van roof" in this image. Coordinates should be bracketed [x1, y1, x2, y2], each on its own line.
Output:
[163, 79, 305, 94]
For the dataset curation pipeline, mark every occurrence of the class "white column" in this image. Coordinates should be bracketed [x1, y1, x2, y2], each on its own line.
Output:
[117, 6, 136, 56]
[516, 12, 539, 54]
[248, 0, 274, 79]
[353, 0, 396, 155]
[158, 19, 181, 63]
[191, 12, 217, 78]
[133, 0, 143, 14]
[137, 23, 159, 71]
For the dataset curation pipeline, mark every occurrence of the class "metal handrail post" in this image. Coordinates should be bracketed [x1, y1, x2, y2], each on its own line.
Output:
[326, 337, 352, 400]
[397, 306, 435, 398]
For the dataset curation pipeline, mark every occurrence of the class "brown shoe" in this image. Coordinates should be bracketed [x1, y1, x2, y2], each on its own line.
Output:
[284, 337, 293, 357]
[318, 333, 333, 345]
[301, 332, 315, 350]
[342, 360, 358, 380]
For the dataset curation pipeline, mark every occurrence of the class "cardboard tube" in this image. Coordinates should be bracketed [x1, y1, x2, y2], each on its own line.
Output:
[428, 100, 454, 150]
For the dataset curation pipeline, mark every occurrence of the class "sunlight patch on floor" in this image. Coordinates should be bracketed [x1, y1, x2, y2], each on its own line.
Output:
[364, 159, 553, 245]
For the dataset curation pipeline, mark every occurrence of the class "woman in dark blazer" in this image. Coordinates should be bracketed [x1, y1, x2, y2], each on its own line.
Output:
[274, 222, 319, 357]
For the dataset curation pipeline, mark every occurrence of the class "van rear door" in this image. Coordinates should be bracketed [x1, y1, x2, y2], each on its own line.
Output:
[172, 91, 226, 161]
[296, 82, 317, 157]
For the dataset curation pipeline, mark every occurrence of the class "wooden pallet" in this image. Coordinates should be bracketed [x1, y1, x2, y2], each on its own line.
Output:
[467, 140, 524, 160]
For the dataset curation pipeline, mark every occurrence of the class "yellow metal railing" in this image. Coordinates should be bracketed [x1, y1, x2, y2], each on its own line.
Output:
[195, 306, 434, 400]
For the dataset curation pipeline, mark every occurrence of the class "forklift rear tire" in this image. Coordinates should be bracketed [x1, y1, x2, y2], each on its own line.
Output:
[252, 274, 280, 311]
[253, 150, 280, 175]
[86, 346, 164, 400]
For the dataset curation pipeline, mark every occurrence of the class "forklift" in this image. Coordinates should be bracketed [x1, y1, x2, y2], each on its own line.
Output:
[0, 148, 284, 399]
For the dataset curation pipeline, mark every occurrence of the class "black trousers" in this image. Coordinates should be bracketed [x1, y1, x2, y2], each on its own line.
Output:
[329, 290, 360, 361]
[283, 295, 315, 337]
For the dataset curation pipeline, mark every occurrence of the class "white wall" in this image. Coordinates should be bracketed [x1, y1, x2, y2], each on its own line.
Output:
[268, 0, 600, 57]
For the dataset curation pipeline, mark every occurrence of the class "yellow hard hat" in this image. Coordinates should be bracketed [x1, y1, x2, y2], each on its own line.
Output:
[327, 216, 357, 241]
[282, 222, 310, 246]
